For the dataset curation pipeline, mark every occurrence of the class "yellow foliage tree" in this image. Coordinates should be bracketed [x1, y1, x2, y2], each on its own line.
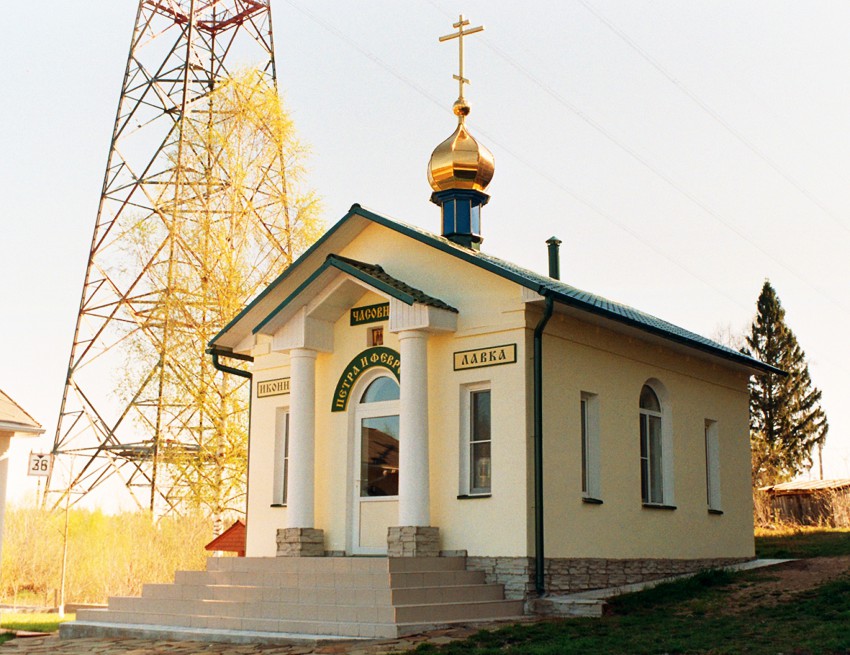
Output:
[120, 69, 322, 528]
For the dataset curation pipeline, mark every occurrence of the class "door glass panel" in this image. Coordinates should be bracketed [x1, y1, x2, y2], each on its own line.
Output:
[360, 415, 399, 497]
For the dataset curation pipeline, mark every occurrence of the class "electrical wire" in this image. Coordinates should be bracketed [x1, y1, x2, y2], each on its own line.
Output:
[281, 0, 754, 312]
[283, 0, 849, 321]
[423, 0, 850, 317]
[575, 0, 850, 236]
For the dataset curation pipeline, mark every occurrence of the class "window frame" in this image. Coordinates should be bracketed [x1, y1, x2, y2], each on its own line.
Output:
[639, 381, 675, 508]
[356, 375, 401, 499]
[459, 381, 492, 498]
[272, 407, 290, 506]
[704, 419, 722, 513]
[580, 391, 602, 502]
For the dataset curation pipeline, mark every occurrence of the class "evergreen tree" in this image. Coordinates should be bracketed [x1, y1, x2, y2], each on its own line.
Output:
[744, 280, 828, 487]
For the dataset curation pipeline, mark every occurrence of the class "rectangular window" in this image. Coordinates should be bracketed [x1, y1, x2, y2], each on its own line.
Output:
[581, 392, 601, 500]
[705, 419, 721, 511]
[272, 408, 289, 505]
[470, 389, 492, 494]
[581, 398, 587, 493]
[460, 383, 491, 496]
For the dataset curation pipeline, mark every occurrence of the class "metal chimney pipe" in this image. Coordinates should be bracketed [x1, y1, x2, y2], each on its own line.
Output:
[546, 236, 562, 280]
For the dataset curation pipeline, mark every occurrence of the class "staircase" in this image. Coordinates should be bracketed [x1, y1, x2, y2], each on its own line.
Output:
[64, 556, 524, 642]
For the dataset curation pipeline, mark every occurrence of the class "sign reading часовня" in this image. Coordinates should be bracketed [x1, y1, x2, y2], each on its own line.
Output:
[257, 377, 290, 398]
[350, 302, 389, 326]
[453, 343, 517, 371]
[331, 346, 401, 412]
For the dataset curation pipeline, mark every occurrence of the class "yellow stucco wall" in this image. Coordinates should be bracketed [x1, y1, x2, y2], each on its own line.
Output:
[245, 225, 532, 557]
[538, 311, 754, 559]
[243, 222, 754, 561]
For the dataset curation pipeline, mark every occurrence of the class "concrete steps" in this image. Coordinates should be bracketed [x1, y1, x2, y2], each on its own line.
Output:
[65, 555, 525, 641]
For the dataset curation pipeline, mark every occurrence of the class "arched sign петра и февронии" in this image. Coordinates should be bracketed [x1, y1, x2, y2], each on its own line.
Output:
[331, 347, 401, 412]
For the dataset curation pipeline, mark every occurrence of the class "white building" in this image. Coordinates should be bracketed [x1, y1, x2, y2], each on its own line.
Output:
[0, 389, 44, 565]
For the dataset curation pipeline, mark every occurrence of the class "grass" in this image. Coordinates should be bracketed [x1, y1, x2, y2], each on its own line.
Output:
[408, 530, 850, 655]
[410, 575, 850, 654]
[0, 612, 75, 634]
[755, 525, 850, 558]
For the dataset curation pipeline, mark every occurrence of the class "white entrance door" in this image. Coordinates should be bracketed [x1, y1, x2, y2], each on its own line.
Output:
[351, 375, 399, 555]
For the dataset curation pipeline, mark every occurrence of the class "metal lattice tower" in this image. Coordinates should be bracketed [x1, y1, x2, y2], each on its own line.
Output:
[46, 0, 277, 514]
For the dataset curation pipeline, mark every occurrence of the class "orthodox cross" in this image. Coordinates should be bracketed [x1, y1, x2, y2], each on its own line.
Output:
[439, 14, 484, 102]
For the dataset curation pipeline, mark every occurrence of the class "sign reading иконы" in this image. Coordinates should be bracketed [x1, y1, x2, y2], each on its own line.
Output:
[257, 377, 290, 398]
[453, 343, 517, 371]
[350, 302, 390, 326]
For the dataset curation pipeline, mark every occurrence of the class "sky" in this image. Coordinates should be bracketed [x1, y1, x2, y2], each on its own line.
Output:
[2, 1, 849, 508]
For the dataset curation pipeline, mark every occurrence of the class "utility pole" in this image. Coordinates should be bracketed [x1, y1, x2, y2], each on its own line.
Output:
[45, 1, 277, 514]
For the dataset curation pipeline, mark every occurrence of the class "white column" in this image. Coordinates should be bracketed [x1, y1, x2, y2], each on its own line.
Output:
[286, 348, 317, 528]
[398, 330, 430, 526]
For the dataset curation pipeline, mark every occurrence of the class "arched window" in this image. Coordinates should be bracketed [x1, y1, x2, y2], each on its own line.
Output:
[358, 376, 400, 497]
[639, 384, 664, 504]
[360, 376, 400, 403]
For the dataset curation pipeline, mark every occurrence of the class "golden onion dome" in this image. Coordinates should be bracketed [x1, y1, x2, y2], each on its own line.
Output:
[427, 99, 495, 193]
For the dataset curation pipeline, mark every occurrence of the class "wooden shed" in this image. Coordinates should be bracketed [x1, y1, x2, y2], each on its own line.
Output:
[762, 479, 850, 527]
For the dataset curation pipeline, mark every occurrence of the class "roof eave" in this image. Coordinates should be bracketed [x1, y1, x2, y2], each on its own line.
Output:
[211, 203, 782, 377]
[533, 288, 783, 377]
[0, 421, 45, 436]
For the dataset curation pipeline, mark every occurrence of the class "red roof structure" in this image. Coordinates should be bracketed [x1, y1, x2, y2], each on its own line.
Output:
[204, 520, 246, 557]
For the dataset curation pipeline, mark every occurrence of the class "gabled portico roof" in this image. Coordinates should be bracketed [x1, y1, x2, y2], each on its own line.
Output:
[210, 204, 779, 375]
[252, 254, 457, 337]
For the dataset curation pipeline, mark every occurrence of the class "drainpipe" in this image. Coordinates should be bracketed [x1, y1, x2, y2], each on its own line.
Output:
[533, 295, 553, 596]
[208, 347, 254, 551]
[209, 348, 253, 380]
[533, 237, 561, 596]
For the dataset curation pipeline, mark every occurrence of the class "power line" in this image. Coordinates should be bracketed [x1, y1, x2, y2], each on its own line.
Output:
[576, 0, 850, 236]
[282, 0, 752, 312]
[284, 0, 850, 329]
[424, 0, 850, 318]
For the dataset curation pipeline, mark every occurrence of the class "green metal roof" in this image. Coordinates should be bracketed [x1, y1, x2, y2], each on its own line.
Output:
[211, 203, 779, 375]
[329, 255, 458, 312]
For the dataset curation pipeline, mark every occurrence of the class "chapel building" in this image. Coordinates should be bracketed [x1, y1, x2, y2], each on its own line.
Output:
[207, 27, 776, 599]
[70, 17, 777, 640]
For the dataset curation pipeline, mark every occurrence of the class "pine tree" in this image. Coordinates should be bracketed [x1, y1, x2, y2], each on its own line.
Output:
[744, 280, 828, 487]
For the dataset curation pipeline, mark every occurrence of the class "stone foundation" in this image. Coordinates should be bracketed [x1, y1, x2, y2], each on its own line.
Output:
[466, 556, 753, 600]
[387, 526, 440, 557]
[275, 528, 325, 557]
[466, 557, 534, 600]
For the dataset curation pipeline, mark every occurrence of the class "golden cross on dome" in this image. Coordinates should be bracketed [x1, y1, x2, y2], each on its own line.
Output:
[439, 14, 484, 104]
